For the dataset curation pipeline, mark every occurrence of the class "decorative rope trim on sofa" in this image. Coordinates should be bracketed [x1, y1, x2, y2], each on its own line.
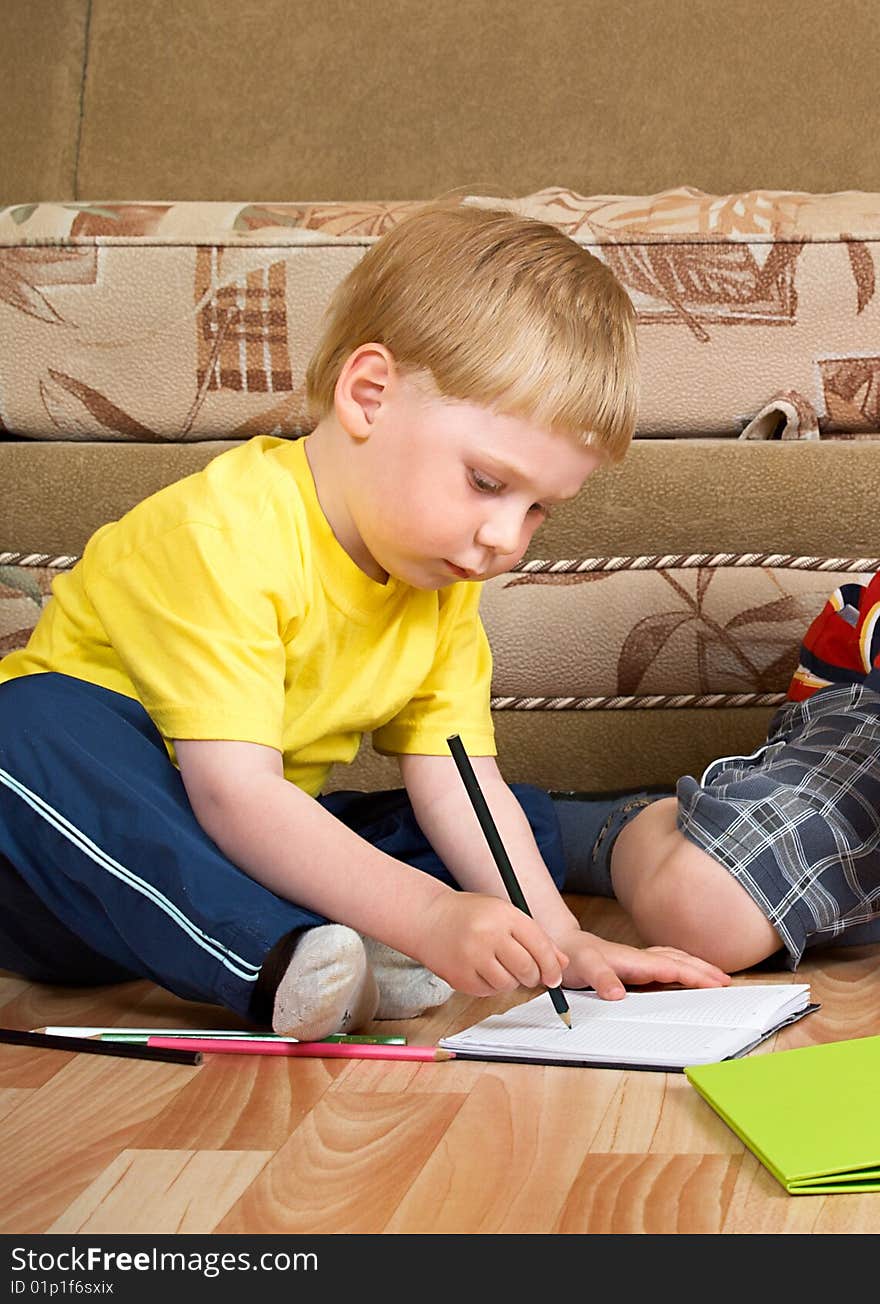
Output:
[5, 551, 880, 574]
[498, 553, 880, 709]
[489, 691, 786, 711]
[5, 550, 877, 713]
[517, 553, 880, 574]
[0, 552, 79, 569]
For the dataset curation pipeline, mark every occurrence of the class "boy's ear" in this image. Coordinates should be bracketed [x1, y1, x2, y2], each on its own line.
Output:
[334, 344, 395, 439]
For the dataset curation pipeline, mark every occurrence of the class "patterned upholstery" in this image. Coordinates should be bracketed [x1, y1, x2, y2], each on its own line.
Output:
[2, 187, 879, 443]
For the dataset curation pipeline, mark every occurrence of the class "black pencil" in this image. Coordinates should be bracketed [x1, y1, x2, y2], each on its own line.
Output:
[0, 1027, 203, 1066]
[446, 734, 572, 1028]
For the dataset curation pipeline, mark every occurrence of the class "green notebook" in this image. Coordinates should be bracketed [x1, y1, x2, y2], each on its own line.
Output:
[685, 1034, 880, 1195]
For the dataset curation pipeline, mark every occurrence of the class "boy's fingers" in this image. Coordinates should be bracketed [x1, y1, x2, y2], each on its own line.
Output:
[465, 971, 505, 997]
[510, 917, 565, 988]
[586, 959, 626, 1001]
[475, 957, 524, 994]
[536, 952, 567, 989]
[688, 965, 730, 986]
[646, 948, 731, 986]
[492, 940, 542, 989]
[679, 963, 730, 988]
[658, 949, 730, 982]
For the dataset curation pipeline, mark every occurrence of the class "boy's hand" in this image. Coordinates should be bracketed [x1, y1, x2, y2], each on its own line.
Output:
[415, 893, 570, 997]
[559, 931, 731, 999]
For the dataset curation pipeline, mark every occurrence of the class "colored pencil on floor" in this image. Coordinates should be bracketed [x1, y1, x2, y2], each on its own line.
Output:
[147, 1036, 454, 1062]
[0, 1027, 202, 1066]
[103, 1032, 407, 1046]
[31, 1026, 406, 1044]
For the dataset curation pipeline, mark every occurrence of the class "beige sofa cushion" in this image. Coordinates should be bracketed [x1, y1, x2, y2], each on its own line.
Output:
[2, 188, 879, 442]
[4, 549, 873, 700]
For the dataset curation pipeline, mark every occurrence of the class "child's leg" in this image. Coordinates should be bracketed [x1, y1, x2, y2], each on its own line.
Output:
[0, 673, 375, 1038]
[609, 797, 784, 971]
[0, 848, 141, 985]
[559, 573, 880, 972]
[552, 789, 781, 969]
[614, 678, 880, 971]
[552, 790, 670, 897]
[319, 782, 566, 1016]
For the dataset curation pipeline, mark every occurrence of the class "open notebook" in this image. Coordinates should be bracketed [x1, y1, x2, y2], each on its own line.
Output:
[439, 984, 817, 1072]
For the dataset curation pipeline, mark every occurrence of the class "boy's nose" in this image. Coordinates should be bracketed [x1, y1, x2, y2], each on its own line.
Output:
[475, 510, 527, 558]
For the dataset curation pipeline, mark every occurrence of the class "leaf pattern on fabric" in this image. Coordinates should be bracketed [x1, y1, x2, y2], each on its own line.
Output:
[0, 630, 31, 654]
[7, 205, 37, 226]
[0, 566, 55, 654]
[843, 238, 876, 314]
[482, 565, 836, 698]
[229, 390, 310, 437]
[232, 201, 422, 237]
[39, 369, 160, 440]
[624, 572, 813, 693]
[0, 249, 93, 324]
[502, 571, 616, 588]
[481, 187, 822, 241]
[1, 191, 878, 440]
[725, 594, 812, 632]
[0, 566, 46, 601]
[69, 204, 173, 237]
[818, 356, 880, 431]
[618, 611, 695, 694]
[605, 241, 803, 340]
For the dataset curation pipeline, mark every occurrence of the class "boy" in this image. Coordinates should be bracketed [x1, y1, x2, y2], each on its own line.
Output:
[0, 201, 728, 1042]
[558, 572, 880, 971]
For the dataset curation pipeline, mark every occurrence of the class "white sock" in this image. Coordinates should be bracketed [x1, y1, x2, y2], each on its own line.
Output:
[361, 937, 453, 1020]
[272, 924, 379, 1040]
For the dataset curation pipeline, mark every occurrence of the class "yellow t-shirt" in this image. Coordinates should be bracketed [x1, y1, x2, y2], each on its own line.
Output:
[0, 436, 496, 796]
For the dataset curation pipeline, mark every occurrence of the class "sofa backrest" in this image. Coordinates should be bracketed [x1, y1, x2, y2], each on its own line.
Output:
[3, 1, 880, 205]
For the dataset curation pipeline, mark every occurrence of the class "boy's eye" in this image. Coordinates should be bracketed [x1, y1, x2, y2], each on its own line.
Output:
[468, 469, 551, 518]
[469, 470, 504, 494]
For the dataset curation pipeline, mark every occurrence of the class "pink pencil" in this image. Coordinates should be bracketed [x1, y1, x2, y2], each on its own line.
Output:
[147, 1036, 454, 1062]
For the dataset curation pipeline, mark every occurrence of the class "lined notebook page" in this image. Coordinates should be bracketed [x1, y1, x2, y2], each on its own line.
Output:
[440, 984, 811, 1068]
[544, 985, 809, 1026]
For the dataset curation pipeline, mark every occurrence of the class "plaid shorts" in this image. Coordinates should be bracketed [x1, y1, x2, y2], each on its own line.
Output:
[677, 674, 880, 967]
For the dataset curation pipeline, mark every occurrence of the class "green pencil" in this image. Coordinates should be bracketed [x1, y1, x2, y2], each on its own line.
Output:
[100, 1031, 406, 1045]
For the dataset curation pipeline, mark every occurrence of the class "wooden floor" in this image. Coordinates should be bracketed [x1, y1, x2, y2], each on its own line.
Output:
[2, 894, 879, 1236]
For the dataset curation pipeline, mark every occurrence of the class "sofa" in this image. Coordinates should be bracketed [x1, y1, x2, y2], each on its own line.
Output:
[2, 186, 879, 798]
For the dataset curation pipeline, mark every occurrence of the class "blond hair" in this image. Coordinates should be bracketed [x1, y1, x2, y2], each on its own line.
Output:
[305, 200, 639, 463]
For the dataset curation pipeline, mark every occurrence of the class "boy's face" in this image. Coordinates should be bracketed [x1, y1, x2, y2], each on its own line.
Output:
[337, 369, 602, 589]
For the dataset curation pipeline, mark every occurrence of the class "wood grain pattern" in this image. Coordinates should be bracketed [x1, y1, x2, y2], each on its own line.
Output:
[216, 1090, 466, 1234]
[2, 896, 879, 1234]
[0, 1055, 199, 1232]
[556, 1154, 743, 1233]
[47, 1149, 272, 1234]
[0, 1088, 34, 1124]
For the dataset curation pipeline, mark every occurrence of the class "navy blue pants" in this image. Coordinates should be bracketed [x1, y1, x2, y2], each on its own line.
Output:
[0, 673, 565, 1020]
